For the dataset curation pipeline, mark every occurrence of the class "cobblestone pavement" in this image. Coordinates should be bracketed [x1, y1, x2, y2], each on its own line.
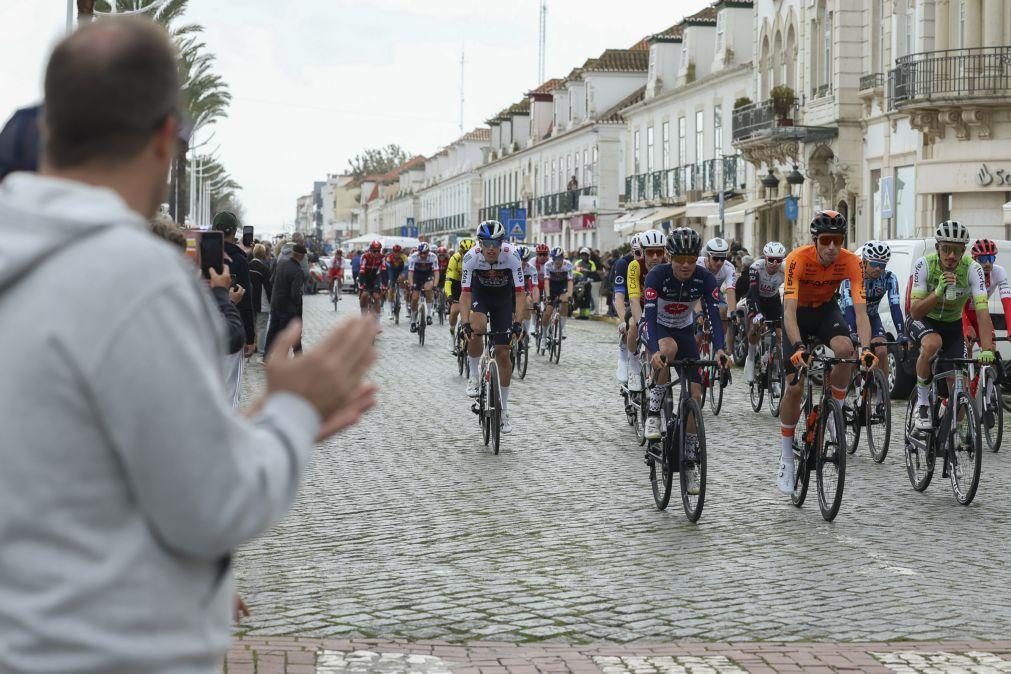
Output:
[234, 293, 1011, 648]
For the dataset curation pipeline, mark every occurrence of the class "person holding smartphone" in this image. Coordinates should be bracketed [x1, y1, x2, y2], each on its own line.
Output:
[213, 212, 256, 407]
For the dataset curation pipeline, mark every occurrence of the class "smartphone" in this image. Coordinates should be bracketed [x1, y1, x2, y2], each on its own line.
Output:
[242, 225, 254, 248]
[199, 230, 225, 279]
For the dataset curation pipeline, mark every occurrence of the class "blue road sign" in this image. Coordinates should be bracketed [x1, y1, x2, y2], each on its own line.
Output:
[785, 195, 799, 221]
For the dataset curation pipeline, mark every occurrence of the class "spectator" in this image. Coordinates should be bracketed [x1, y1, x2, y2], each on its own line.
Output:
[566, 175, 579, 210]
[0, 17, 377, 674]
[351, 248, 363, 287]
[213, 211, 255, 407]
[265, 243, 307, 357]
[0, 104, 41, 182]
[249, 243, 272, 358]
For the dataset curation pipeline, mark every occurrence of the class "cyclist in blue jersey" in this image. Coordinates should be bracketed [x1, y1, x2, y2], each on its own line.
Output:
[838, 240, 906, 380]
[612, 234, 641, 385]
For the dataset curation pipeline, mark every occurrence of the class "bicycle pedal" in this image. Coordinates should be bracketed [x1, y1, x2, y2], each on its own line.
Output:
[470, 403, 481, 415]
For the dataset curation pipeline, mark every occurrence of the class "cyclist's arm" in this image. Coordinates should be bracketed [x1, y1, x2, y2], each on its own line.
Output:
[627, 262, 643, 323]
[909, 256, 939, 320]
[702, 276, 726, 351]
[565, 265, 574, 298]
[962, 301, 977, 340]
[613, 259, 629, 322]
[642, 270, 660, 353]
[994, 266, 1011, 324]
[970, 261, 996, 352]
[783, 297, 802, 350]
[459, 260, 475, 324]
[886, 272, 905, 337]
[838, 279, 858, 334]
[845, 254, 871, 349]
[723, 263, 737, 309]
[511, 258, 526, 322]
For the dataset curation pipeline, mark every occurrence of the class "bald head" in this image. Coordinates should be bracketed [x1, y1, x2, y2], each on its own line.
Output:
[43, 16, 180, 168]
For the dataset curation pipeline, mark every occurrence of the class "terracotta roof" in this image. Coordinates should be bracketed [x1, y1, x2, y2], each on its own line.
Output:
[526, 78, 563, 96]
[681, 5, 718, 25]
[582, 49, 649, 73]
[367, 183, 380, 202]
[460, 127, 490, 142]
[627, 36, 651, 51]
[649, 23, 683, 43]
[596, 85, 646, 123]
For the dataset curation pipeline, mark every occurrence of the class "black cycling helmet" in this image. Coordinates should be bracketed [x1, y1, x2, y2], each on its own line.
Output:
[665, 227, 702, 257]
[809, 209, 847, 236]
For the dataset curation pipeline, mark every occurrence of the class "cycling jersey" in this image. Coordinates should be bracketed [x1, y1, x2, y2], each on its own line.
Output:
[909, 253, 988, 323]
[385, 253, 407, 283]
[783, 245, 865, 308]
[542, 260, 575, 288]
[444, 251, 464, 297]
[461, 243, 524, 293]
[626, 259, 647, 301]
[523, 261, 539, 292]
[747, 259, 784, 303]
[407, 252, 439, 276]
[612, 253, 633, 296]
[438, 254, 449, 274]
[357, 252, 386, 292]
[697, 257, 736, 290]
[643, 264, 725, 350]
[839, 270, 905, 337]
[962, 262, 1011, 338]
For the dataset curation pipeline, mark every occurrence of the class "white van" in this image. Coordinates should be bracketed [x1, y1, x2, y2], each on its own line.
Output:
[874, 238, 1011, 397]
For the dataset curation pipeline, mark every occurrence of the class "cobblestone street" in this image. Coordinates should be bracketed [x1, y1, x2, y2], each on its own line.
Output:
[232, 294, 1011, 666]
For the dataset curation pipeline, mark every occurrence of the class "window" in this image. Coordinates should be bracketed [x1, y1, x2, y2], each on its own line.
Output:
[870, 169, 883, 239]
[647, 126, 655, 173]
[695, 110, 704, 162]
[633, 130, 641, 174]
[542, 162, 548, 192]
[874, 0, 884, 73]
[905, 2, 914, 57]
[551, 160, 557, 192]
[823, 10, 832, 89]
[715, 11, 726, 52]
[662, 122, 670, 170]
[959, 0, 966, 48]
[583, 149, 590, 186]
[678, 116, 686, 165]
[713, 105, 722, 156]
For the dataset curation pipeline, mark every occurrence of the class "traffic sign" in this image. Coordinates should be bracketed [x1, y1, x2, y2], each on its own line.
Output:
[785, 196, 799, 221]
[507, 208, 526, 240]
[880, 176, 894, 218]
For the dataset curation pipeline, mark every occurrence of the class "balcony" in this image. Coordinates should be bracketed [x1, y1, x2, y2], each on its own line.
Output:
[419, 213, 466, 235]
[624, 156, 743, 205]
[860, 72, 885, 92]
[479, 201, 522, 224]
[531, 186, 597, 218]
[889, 46, 1011, 108]
[731, 98, 838, 147]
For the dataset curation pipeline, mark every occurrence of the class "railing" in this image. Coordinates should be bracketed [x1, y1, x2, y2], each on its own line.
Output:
[860, 72, 884, 90]
[624, 155, 743, 204]
[890, 46, 1011, 107]
[626, 168, 682, 203]
[419, 213, 466, 235]
[478, 201, 522, 224]
[732, 98, 802, 141]
[811, 83, 831, 99]
[532, 186, 597, 217]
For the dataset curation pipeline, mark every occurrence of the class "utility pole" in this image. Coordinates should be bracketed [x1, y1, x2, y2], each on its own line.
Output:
[458, 45, 465, 135]
[538, 0, 547, 84]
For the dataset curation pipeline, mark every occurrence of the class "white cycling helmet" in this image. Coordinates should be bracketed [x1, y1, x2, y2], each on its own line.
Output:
[476, 220, 506, 240]
[579, 247, 591, 255]
[629, 234, 642, 252]
[862, 240, 891, 263]
[705, 237, 730, 258]
[639, 229, 666, 249]
[935, 220, 970, 244]
[763, 241, 786, 258]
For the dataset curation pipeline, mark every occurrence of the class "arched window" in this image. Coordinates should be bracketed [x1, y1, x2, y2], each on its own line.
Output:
[786, 23, 797, 91]
[760, 34, 771, 99]
[774, 30, 784, 88]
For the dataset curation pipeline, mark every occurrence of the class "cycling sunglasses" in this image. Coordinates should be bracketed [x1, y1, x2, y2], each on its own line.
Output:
[643, 248, 665, 256]
[867, 260, 887, 269]
[536, 252, 549, 257]
[938, 243, 965, 256]
[478, 238, 502, 249]
[975, 254, 996, 264]
[766, 257, 783, 264]
[817, 234, 844, 247]
[671, 254, 696, 265]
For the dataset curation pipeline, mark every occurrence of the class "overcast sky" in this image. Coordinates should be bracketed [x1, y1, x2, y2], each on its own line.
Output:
[1, 0, 710, 235]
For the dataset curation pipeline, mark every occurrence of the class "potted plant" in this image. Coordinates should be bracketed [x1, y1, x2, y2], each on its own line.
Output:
[770, 85, 796, 125]
[733, 96, 752, 110]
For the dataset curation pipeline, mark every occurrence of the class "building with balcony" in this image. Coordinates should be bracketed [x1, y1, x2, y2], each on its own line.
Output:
[862, 0, 1011, 241]
[617, 3, 757, 249]
[379, 156, 426, 236]
[416, 128, 489, 243]
[732, 0, 865, 249]
[478, 47, 649, 251]
[294, 193, 313, 235]
[319, 173, 361, 244]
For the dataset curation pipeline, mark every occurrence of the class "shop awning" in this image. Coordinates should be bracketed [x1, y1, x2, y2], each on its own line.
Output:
[648, 205, 688, 227]
[704, 197, 773, 227]
[685, 200, 719, 219]
[1004, 201, 1011, 226]
[614, 207, 658, 233]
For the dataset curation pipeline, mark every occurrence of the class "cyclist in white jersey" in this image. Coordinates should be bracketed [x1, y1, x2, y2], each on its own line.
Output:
[744, 242, 787, 383]
[697, 237, 737, 357]
[964, 238, 1011, 346]
[541, 248, 574, 339]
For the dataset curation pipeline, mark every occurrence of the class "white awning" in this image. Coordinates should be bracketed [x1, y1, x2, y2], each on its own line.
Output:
[1004, 201, 1011, 226]
[648, 205, 688, 226]
[704, 198, 770, 226]
[685, 200, 718, 219]
[614, 208, 658, 233]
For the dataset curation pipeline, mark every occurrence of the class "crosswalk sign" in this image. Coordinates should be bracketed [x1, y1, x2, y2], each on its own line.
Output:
[510, 221, 525, 239]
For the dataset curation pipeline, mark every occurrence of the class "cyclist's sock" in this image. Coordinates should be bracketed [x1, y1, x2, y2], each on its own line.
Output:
[748, 342, 757, 358]
[831, 386, 847, 401]
[780, 424, 796, 462]
[468, 356, 480, 377]
[648, 385, 663, 413]
[500, 386, 510, 411]
[560, 315, 567, 332]
[916, 379, 930, 405]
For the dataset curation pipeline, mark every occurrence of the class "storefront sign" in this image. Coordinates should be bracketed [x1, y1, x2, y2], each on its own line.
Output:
[570, 214, 597, 231]
[540, 218, 562, 233]
[976, 164, 1011, 187]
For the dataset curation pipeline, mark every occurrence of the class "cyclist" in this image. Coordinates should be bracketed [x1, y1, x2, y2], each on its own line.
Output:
[516, 245, 539, 340]
[437, 245, 450, 278]
[328, 248, 345, 296]
[613, 234, 642, 386]
[643, 227, 728, 495]
[778, 211, 875, 495]
[963, 238, 1011, 348]
[385, 244, 408, 319]
[460, 221, 526, 434]
[541, 247, 574, 340]
[697, 237, 737, 359]
[357, 240, 387, 318]
[624, 231, 666, 391]
[407, 242, 440, 333]
[909, 221, 995, 430]
[744, 242, 786, 384]
[445, 238, 475, 352]
[838, 240, 906, 381]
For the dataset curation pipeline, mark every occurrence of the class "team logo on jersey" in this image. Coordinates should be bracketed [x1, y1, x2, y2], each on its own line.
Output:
[615, 275, 625, 285]
[664, 302, 689, 316]
[712, 287, 720, 301]
[644, 288, 658, 300]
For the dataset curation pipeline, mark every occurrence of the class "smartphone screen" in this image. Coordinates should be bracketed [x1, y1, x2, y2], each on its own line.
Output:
[199, 231, 225, 278]
[242, 225, 254, 247]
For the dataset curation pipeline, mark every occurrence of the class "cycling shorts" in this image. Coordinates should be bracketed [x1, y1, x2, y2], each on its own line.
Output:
[358, 274, 383, 294]
[907, 316, 965, 373]
[412, 273, 434, 291]
[783, 302, 850, 375]
[471, 283, 513, 346]
[547, 281, 568, 301]
[645, 323, 702, 385]
[448, 279, 462, 303]
[328, 266, 342, 280]
[754, 295, 783, 323]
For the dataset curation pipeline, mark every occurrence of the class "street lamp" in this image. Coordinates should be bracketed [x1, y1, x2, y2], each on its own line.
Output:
[761, 169, 780, 201]
[785, 165, 805, 194]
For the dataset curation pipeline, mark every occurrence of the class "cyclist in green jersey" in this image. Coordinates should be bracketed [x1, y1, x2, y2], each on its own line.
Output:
[908, 220, 995, 430]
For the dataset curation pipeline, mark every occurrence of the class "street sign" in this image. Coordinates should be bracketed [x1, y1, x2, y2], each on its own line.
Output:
[508, 208, 527, 239]
[785, 196, 799, 221]
[880, 176, 894, 218]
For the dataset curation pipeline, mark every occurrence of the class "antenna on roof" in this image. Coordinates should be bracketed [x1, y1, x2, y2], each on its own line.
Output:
[538, 0, 547, 84]
[459, 44, 465, 135]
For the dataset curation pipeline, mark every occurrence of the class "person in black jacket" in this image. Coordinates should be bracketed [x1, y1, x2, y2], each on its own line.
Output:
[264, 244, 306, 359]
[213, 211, 255, 407]
[249, 243, 272, 357]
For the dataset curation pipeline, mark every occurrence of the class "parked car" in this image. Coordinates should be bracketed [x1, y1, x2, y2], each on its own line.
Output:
[305, 259, 325, 294]
[342, 264, 355, 292]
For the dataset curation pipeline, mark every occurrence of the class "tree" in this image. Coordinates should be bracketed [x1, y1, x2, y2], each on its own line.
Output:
[347, 144, 411, 181]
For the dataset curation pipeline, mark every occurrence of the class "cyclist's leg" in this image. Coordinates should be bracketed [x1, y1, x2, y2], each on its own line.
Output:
[909, 317, 942, 411]
[670, 326, 703, 410]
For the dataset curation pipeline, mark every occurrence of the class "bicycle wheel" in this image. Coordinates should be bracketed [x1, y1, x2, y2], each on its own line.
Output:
[518, 336, 529, 380]
[749, 348, 765, 412]
[708, 366, 724, 416]
[903, 396, 935, 492]
[844, 383, 861, 455]
[679, 397, 707, 523]
[457, 341, 465, 377]
[649, 392, 674, 510]
[791, 401, 814, 508]
[982, 367, 1003, 452]
[551, 319, 562, 364]
[768, 346, 783, 418]
[815, 398, 846, 521]
[489, 362, 501, 455]
[950, 392, 981, 505]
[418, 305, 426, 345]
[480, 373, 490, 446]
[865, 368, 891, 463]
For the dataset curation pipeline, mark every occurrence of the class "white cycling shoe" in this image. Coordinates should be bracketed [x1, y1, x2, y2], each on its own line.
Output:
[644, 414, 662, 440]
[501, 411, 513, 434]
[466, 379, 480, 398]
[745, 356, 756, 384]
[627, 372, 643, 392]
[616, 357, 629, 384]
[777, 460, 795, 494]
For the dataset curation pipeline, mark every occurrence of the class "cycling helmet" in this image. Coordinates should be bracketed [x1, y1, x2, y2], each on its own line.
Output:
[934, 220, 970, 244]
[549, 246, 565, 259]
[476, 220, 506, 240]
[809, 209, 847, 236]
[972, 238, 998, 257]
[639, 229, 666, 249]
[705, 237, 730, 258]
[535, 242, 550, 254]
[741, 255, 754, 267]
[369, 240, 382, 252]
[392, 244, 402, 253]
[579, 246, 591, 255]
[417, 242, 430, 254]
[437, 245, 447, 255]
[862, 239, 891, 263]
[666, 227, 702, 257]
[629, 234, 641, 252]
[762, 241, 786, 258]
[516, 245, 531, 260]
[458, 238, 476, 253]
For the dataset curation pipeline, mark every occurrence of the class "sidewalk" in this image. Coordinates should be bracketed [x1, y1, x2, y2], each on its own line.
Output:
[226, 636, 1011, 673]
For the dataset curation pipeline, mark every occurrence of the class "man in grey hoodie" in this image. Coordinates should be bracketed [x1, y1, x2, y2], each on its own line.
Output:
[0, 17, 378, 674]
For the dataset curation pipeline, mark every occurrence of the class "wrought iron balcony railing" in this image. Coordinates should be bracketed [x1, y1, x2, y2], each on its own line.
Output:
[890, 46, 1011, 107]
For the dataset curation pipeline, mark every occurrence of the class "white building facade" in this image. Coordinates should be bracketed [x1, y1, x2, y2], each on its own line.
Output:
[417, 129, 488, 242]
